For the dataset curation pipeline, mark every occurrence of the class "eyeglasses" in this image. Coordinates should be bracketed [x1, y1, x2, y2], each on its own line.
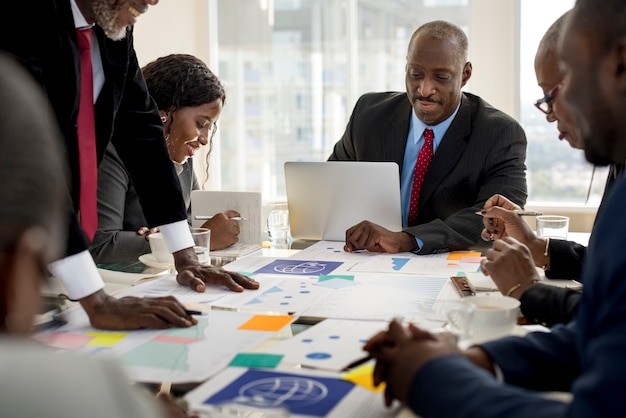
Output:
[534, 83, 562, 115]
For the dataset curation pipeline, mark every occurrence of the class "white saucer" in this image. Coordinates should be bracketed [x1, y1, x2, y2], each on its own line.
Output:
[138, 253, 174, 270]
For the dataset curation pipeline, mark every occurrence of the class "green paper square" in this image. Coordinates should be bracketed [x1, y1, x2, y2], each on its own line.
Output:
[229, 353, 283, 369]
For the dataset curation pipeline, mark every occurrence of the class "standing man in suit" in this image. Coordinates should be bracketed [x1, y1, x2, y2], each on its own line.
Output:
[0, 0, 258, 330]
[364, 2, 626, 416]
[329, 20, 527, 255]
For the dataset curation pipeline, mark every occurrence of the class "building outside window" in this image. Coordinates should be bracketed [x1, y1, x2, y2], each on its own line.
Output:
[205, 0, 598, 208]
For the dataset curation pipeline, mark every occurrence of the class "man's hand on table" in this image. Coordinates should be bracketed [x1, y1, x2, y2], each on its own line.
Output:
[364, 319, 460, 407]
[80, 289, 198, 330]
[174, 247, 260, 293]
[344, 221, 418, 253]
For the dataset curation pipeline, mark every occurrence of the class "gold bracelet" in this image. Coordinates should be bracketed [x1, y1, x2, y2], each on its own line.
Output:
[541, 237, 550, 271]
[506, 283, 522, 297]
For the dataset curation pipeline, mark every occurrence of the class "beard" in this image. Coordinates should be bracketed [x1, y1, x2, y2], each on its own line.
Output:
[92, 0, 128, 41]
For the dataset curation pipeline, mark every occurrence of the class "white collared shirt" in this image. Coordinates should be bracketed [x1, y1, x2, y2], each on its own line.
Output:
[50, 1, 193, 300]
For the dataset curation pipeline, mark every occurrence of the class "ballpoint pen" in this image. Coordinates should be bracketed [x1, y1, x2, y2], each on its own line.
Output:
[194, 215, 248, 221]
[474, 210, 543, 217]
[342, 355, 373, 371]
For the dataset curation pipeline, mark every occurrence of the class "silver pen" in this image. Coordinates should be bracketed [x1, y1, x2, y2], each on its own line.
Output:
[474, 210, 543, 217]
[194, 215, 248, 221]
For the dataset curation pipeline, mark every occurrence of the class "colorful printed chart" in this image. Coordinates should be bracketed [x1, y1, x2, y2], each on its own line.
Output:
[35, 311, 294, 383]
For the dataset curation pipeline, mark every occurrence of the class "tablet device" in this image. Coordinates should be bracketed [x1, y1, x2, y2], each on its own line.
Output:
[284, 161, 402, 241]
[191, 191, 263, 257]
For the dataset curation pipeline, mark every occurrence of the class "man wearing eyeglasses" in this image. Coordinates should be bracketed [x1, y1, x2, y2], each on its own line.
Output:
[329, 20, 528, 255]
[365, 3, 626, 416]
[478, 11, 625, 327]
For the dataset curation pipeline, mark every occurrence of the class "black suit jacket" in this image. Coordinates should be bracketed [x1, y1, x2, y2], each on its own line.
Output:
[329, 91, 528, 253]
[0, 0, 186, 257]
[520, 162, 625, 327]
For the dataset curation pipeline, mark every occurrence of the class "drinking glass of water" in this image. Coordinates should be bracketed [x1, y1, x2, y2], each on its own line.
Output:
[190, 227, 211, 265]
[536, 215, 569, 239]
[267, 202, 291, 248]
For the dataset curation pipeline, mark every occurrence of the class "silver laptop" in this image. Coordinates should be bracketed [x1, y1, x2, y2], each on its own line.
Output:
[191, 191, 263, 257]
[284, 161, 402, 241]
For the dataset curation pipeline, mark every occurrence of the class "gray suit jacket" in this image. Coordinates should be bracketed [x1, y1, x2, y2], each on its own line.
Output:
[90, 144, 197, 264]
[329, 91, 527, 254]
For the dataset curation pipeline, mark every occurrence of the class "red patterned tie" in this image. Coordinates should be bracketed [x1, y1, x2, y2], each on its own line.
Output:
[407, 128, 434, 226]
[76, 28, 98, 241]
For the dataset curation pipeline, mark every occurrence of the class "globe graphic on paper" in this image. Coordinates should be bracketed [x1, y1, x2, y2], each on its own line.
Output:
[234, 376, 328, 408]
[274, 262, 327, 274]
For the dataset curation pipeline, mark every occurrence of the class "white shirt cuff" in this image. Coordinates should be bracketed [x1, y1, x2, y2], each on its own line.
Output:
[48, 251, 104, 300]
[160, 220, 194, 253]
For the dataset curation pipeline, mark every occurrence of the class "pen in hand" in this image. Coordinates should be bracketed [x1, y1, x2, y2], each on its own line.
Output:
[194, 215, 249, 221]
[342, 355, 373, 372]
[474, 210, 543, 217]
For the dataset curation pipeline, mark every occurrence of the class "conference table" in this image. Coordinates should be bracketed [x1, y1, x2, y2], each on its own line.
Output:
[38, 236, 586, 417]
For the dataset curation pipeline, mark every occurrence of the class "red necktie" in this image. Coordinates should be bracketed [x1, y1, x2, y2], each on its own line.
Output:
[76, 28, 98, 241]
[407, 128, 434, 226]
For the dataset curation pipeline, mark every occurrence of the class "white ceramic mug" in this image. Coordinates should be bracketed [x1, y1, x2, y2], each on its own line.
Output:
[463, 295, 520, 343]
[148, 232, 174, 264]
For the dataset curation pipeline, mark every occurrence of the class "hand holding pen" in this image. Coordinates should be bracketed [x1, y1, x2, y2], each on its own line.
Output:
[476, 194, 549, 258]
[198, 210, 244, 250]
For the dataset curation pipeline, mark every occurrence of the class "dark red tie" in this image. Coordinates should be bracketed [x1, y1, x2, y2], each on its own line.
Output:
[407, 128, 434, 226]
[76, 28, 98, 241]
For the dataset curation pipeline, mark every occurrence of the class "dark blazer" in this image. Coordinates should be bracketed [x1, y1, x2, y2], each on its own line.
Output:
[90, 145, 197, 264]
[329, 91, 528, 254]
[520, 163, 625, 327]
[406, 176, 626, 417]
[0, 1, 187, 257]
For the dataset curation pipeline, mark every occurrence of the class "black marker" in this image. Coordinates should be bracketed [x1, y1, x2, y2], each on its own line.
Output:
[184, 309, 205, 316]
[342, 355, 373, 372]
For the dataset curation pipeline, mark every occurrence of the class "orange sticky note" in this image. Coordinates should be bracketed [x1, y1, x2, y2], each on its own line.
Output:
[238, 315, 294, 332]
[447, 251, 482, 260]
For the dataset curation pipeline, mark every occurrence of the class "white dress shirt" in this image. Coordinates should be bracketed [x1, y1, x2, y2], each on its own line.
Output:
[49, 1, 193, 300]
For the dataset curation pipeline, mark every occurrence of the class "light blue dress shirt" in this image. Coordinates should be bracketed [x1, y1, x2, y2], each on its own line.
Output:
[400, 101, 461, 250]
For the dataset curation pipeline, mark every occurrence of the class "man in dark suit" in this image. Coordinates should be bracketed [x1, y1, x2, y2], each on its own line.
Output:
[0, 0, 258, 330]
[479, 12, 624, 327]
[329, 20, 527, 255]
[364, 1, 626, 416]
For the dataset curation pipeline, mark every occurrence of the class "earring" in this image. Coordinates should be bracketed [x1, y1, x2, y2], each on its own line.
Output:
[161, 116, 167, 123]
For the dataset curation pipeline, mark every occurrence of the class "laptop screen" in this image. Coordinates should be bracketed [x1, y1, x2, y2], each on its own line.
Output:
[284, 161, 402, 241]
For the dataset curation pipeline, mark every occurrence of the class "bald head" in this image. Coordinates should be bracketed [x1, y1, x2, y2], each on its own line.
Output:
[557, 0, 626, 166]
[535, 11, 570, 67]
[408, 20, 468, 66]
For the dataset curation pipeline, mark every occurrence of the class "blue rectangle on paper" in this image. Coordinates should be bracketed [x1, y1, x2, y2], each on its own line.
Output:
[202, 369, 354, 417]
[255, 260, 343, 277]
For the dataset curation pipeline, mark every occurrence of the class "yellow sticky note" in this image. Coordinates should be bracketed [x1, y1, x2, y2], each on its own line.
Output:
[85, 331, 129, 347]
[342, 364, 385, 393]
[238, 315, 294, 332]
[447, 251, 482, 260]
